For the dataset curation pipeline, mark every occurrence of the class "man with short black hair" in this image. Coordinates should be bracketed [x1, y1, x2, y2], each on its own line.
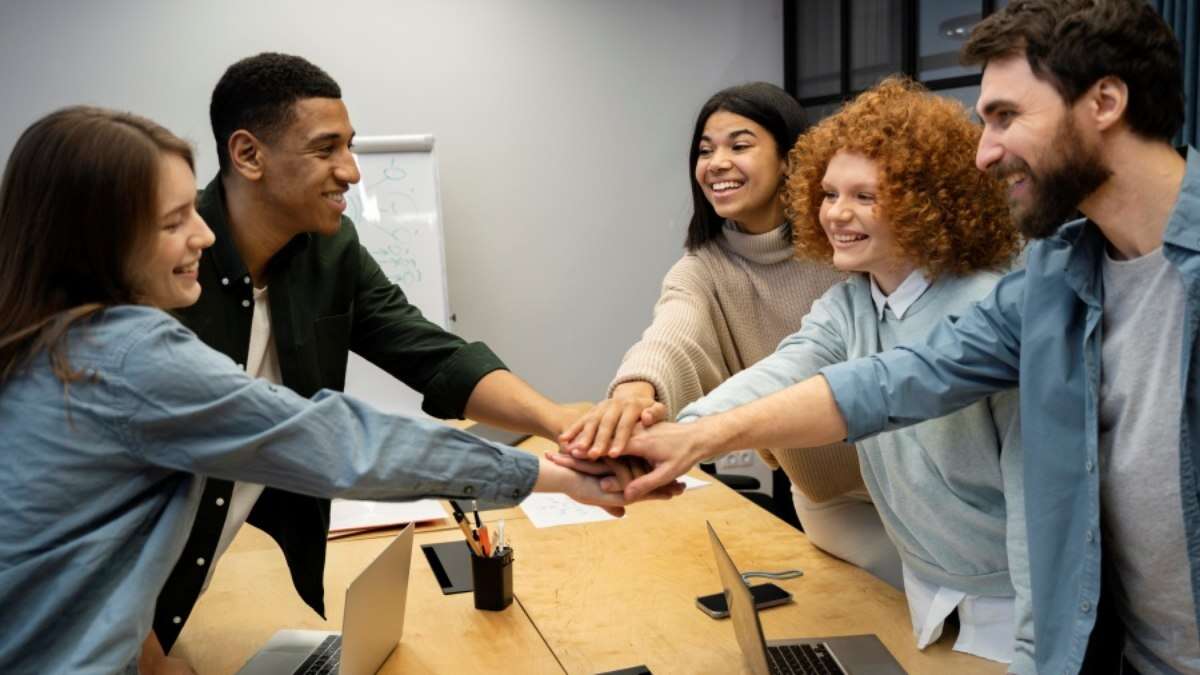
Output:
[150, 52, 589, 658]
[615, 1, 1200, 671]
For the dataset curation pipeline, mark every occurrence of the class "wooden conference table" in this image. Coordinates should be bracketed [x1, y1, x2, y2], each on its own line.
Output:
[175, 434, 1003, 675]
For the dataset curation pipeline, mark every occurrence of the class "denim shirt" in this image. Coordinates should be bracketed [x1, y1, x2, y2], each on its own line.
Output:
[0, 306, 538, 674]
[821, 147, 1200, 674]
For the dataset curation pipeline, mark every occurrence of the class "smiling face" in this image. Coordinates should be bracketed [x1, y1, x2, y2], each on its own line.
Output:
[257, 97, 360, 237]
[129, 153, 215, 309]
[818, 151, 913, 294]
[975, 56, 1111, 238]
[694, 111, 787, 234]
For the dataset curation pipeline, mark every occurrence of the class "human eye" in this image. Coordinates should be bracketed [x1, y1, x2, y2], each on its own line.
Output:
[697, 145, 713, 157]
[822, 190, 837, 201]
[857, 192, 876, 203]
[733, 142, 752, 151]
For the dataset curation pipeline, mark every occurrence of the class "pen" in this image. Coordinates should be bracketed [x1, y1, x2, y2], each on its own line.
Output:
[478, 525, 492, 557]
[472, 500, 483, 529]
[497, 520, 506, 553]
[454, 511, 483, 556]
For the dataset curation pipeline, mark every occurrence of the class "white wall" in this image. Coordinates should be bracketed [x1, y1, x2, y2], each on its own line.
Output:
[0, 0, 783, 403]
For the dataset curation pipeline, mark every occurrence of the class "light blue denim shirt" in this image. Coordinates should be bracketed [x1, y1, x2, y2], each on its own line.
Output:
[821, 148, 1200, 674]
[0, 306, 538, 674]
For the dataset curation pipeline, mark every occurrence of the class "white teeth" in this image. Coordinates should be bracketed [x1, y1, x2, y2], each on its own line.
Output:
[832, 233, 868, 243]
[1005, 173, 1026, 187]
[711, 181, 743, 191]
[325, 192, 346, 203]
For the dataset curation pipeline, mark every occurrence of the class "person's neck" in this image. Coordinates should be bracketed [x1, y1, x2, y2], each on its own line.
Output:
[1079, 136, 1185, 260]
[731, 198, 785, 235]
[222, 176, 296, 287]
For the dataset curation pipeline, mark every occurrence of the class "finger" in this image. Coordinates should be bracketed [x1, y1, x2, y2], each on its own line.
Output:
[625, 460, 682, 501]
[570, 415, 600, 454]
[543, 452, 613, 476]
[559, 414, 586, 444]
[640, 402, 669, 427]
[629, 457, 649, 479]
[608, 405, 645, 456]
[600, 476, 624, 493]
[602, 506, 626, 517]
[588, 404, 624, 459]
[604, 457, 634, 489]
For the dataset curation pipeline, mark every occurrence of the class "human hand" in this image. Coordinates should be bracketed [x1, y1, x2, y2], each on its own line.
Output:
[558, 384, 669, 459]
[542, 453, 686, 503]
[615, 421, 713, 500]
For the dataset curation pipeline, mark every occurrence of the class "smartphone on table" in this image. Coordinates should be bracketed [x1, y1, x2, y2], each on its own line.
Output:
[695, 582, 794, 619]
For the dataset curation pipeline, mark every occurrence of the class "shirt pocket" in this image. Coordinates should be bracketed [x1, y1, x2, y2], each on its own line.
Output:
[313, 311, 352, 391]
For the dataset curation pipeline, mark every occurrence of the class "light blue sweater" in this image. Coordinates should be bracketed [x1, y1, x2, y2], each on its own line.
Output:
[678, 271, 1033, 668]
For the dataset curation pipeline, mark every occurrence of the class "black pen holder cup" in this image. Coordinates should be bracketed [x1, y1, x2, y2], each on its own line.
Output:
[470, 546, 514, 611]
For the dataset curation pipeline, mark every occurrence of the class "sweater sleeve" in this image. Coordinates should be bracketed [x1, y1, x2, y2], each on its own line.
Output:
[609, 255, 732, 418]
[991, 390, 1036, 674]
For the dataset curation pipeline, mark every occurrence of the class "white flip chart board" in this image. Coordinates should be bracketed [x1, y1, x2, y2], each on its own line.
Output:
[344, 135, 450, 416]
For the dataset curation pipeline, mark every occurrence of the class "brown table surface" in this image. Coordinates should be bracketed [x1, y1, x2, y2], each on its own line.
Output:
[176, 434, 1004, 674]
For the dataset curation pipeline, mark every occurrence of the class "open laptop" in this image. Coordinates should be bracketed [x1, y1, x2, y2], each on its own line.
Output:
[237, 523, 415, 675]
[706, 522, 904, 675]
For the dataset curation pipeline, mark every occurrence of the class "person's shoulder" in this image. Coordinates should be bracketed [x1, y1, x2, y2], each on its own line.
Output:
[65, 305, 181, 369]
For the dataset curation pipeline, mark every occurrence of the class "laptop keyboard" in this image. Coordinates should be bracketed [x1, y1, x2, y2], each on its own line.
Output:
[292, 635, 343, 675]
[766, 642, 846, 675]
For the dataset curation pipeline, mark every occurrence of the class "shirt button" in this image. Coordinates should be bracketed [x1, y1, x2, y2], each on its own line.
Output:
[242, 299, 251, 308]
[243, 276, 251, 285]
[1086, 530, 1095, 543]
[215, 497, 226, 507]
[236, 363, 244, 370]
[1080, 601, 1091, 613]
[1085, 460, 1095, 472]
[463, 485, 476, 496]
[511, 489, 520, 499]
[196, 557, 206, 566]
[221, 277, 229, 286]
[172, 616, 182, 624]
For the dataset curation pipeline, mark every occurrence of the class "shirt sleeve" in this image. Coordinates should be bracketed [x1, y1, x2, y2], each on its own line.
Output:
[676, 285, 850, 423]
[115, 316, 537, 505]
[349, 243, 506, 419]
[820, 268, 1025, 442]
[609, 256, 732, 418]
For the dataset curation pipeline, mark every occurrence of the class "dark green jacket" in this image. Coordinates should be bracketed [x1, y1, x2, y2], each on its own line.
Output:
[153, 176, 505, 649]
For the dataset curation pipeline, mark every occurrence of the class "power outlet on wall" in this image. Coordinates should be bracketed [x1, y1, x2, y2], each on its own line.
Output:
[716, 449, 756, 470]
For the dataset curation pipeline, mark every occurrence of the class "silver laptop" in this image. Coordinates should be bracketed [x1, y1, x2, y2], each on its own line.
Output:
[707, 522, 904, 675]
[237, 523, 415, 675]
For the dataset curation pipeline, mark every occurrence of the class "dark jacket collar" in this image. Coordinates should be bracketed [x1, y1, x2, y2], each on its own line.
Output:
[197, 175, 312, 287]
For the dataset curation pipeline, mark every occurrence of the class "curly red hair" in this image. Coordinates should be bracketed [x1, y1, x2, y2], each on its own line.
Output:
[786, 77, 1019, 277]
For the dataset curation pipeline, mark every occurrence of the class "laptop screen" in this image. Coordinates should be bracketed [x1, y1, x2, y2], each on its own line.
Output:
[707, 522, 772, 675]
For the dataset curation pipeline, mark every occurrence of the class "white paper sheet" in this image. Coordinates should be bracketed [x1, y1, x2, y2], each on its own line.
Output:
[329, 498, 447, 532]
[520, 474, 711, 528]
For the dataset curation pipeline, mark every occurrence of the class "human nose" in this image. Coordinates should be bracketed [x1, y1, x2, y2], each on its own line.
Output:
[335, 150, 361, 185]
[976, 127, 1003, 172]
[191, 213, 216, 250]
[708, 147, 733, 172]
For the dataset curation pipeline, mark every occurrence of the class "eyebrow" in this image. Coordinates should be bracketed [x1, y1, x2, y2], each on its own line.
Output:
[978, 98, 1017, 117]
[699, 128, 758, 143]
[305, 130, 354, 147]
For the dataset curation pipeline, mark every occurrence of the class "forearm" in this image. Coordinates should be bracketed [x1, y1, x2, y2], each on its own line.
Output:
[688, 375, 848, 463]
[464, 370, 576, 440]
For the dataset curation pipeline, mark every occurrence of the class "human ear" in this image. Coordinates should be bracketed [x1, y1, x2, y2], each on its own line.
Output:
[227, 130, 265, 181]
[1090, 76, 1128, 133]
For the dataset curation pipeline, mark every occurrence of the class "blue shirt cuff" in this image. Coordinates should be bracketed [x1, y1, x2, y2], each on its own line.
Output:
[818, 359, 889, 443]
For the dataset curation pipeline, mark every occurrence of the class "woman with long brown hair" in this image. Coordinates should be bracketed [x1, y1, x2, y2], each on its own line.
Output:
[0, 107, 640, 673]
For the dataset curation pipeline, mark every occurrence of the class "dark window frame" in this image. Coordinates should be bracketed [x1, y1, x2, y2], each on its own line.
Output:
[784, 0, 998, 108]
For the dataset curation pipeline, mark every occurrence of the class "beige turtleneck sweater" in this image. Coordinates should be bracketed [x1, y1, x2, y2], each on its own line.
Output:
[610, 225, 863, 501]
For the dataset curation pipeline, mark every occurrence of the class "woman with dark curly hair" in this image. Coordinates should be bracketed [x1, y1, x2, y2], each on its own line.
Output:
[672, 78, 1034, 670]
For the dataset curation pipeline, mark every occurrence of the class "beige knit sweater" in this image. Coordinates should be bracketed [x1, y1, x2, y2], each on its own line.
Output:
[610, 225, 864, 502]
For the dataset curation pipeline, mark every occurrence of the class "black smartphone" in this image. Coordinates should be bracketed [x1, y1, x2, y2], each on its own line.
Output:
[695, 582, 794, 619]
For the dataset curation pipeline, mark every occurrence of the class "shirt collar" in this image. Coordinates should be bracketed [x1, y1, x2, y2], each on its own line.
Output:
[196, 175, 312, 290]
[869, 269, 931, 320]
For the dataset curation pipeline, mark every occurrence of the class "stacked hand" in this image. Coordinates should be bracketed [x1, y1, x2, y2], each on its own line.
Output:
[554, 391, 713, 503]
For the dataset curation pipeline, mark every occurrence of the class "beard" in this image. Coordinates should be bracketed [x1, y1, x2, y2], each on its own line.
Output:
[991, 116, 1112, 239]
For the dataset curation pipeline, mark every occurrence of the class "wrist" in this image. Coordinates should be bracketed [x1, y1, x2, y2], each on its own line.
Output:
[690, 415, 734, 464]
[612, 381, 655, 401]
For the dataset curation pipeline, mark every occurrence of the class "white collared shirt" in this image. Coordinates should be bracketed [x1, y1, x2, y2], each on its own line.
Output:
[868, 269, 931, 320]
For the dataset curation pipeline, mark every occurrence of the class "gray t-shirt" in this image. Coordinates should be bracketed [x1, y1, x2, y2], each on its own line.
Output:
[1099, 246, 1200, 673]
